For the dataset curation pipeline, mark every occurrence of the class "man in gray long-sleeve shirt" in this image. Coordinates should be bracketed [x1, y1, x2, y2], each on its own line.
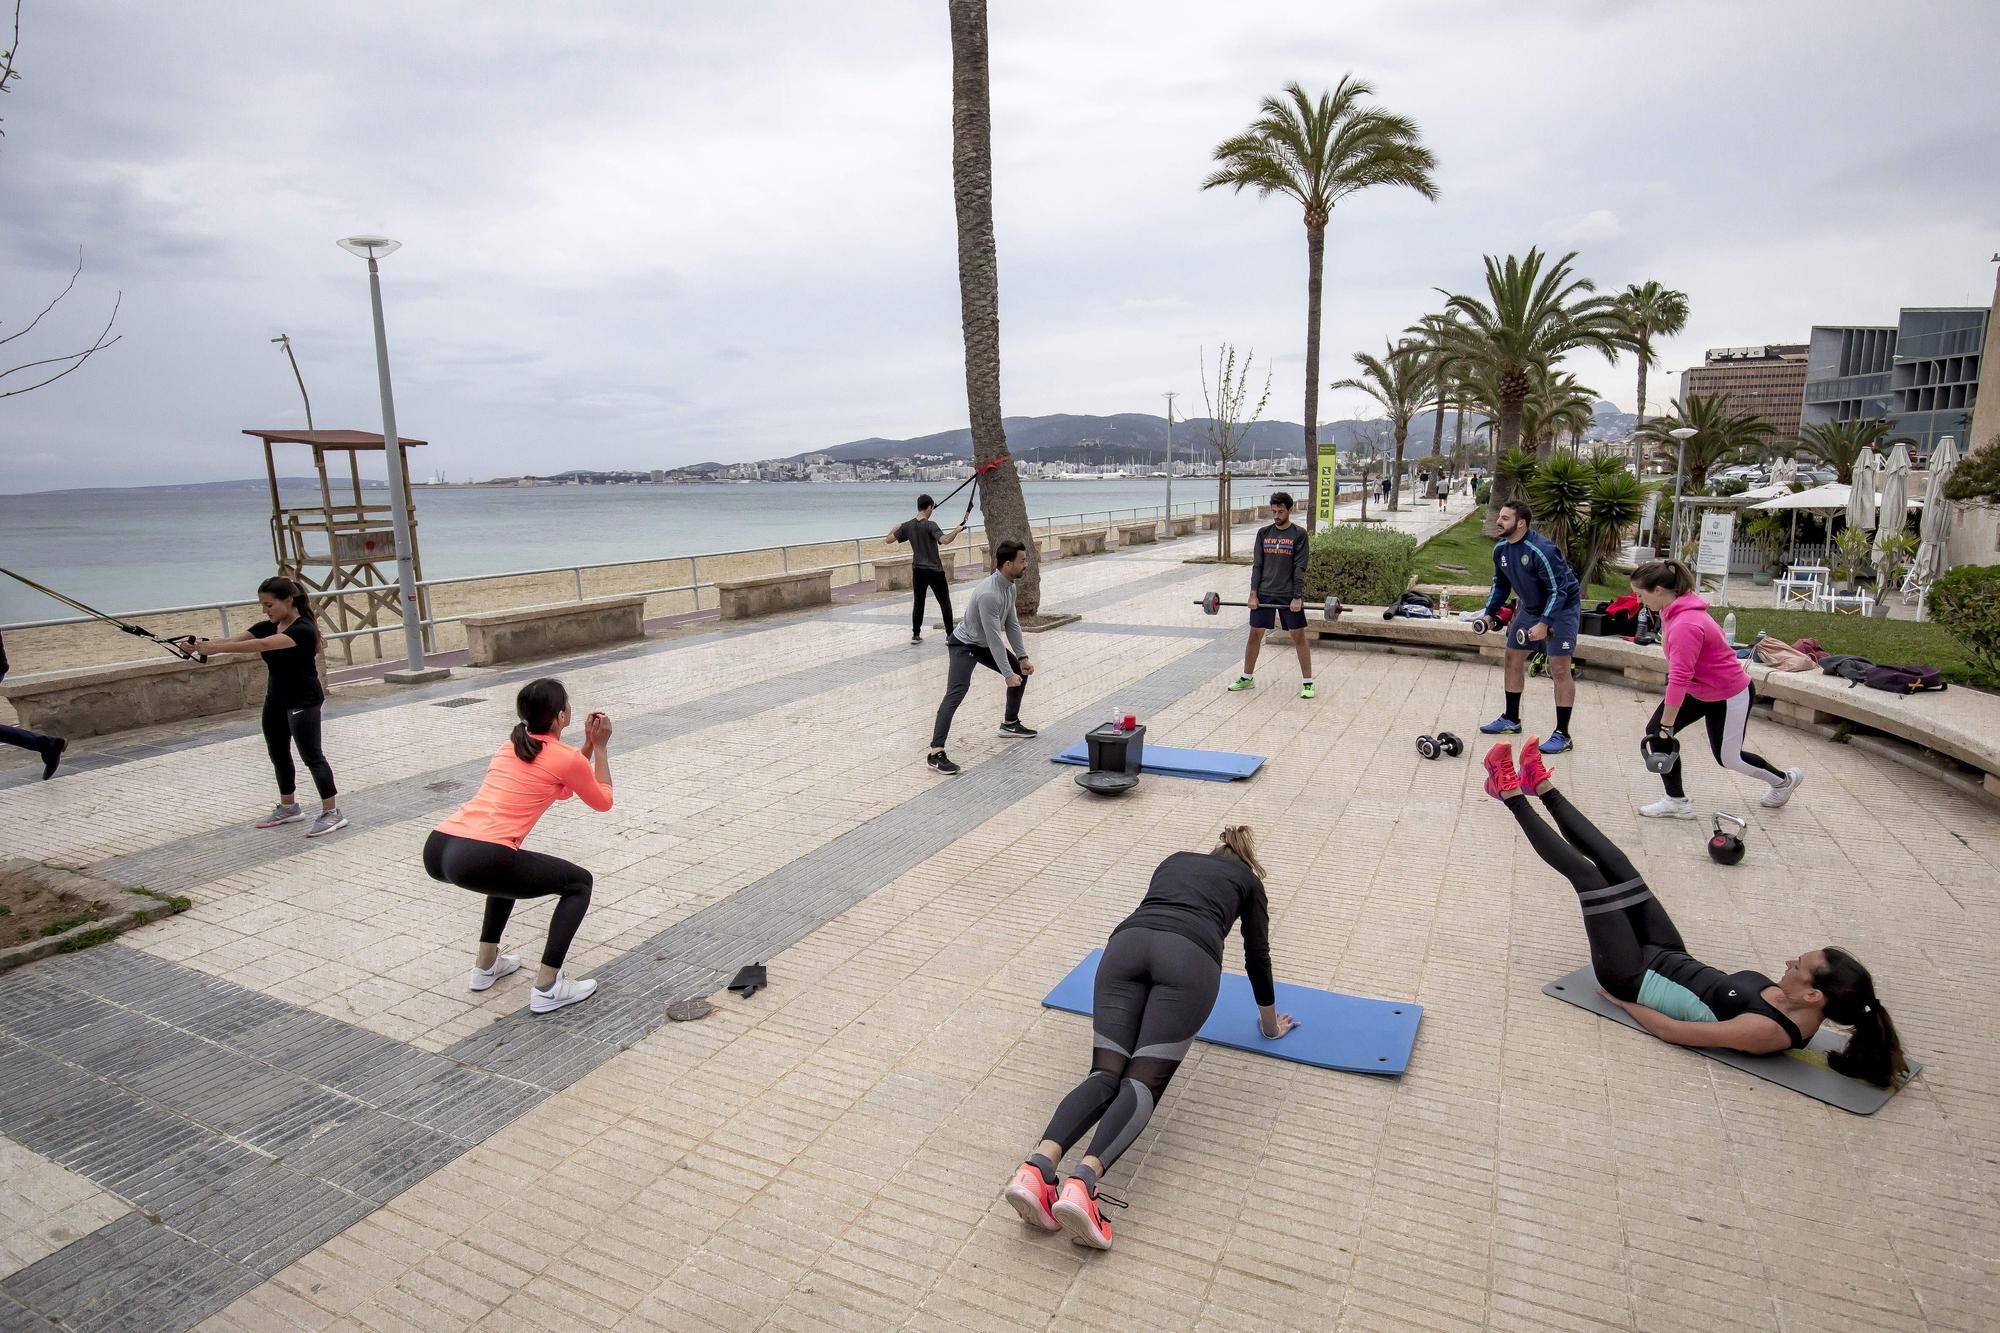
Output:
[1227, 491, 1316, 699]
[927, 540, 1037, 775]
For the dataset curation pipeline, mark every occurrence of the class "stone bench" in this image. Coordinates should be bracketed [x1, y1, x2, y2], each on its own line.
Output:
[716, 570, 832, 621]
[1116, 522, 1159, 547]
[1168, 515, 1199, 537]
[1311, 610, 2000, 797]
[1, 655, 272, 740]
[873, 556, 914, 591]
[463, 595, 647, 666]
[1057, 530, 1109, 558]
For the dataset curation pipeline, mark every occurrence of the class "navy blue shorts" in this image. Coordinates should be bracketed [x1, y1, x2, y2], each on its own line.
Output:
[1507, 598, 1582, 656]
[1250, 604, 1307, 630]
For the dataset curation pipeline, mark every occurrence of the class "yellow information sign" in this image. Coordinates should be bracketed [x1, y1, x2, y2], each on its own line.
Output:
[1316, 445, 1339, 526]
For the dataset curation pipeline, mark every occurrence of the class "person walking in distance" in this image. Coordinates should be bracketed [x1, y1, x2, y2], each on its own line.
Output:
[1001, 826, 1297, 1250]
[0, 632, 66, 779]
[887, 494, 966, 644]
[926, 540, 1036, 776]
[189, 576, 347, 837]
[424, 678, 612, 1014]
[1227, 492, 1316, 698]
[1476, 500, 1584, 755]
[1629, 559, 1802, 819]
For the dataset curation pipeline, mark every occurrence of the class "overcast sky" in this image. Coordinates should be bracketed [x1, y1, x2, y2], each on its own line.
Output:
[3, 0, 1996, 492]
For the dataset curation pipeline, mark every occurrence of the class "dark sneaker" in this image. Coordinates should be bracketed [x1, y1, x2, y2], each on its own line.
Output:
[1537, 731, 1574, 755]
[927, 750, 961, 776]
[1479, 714, 1523, 735]
[998, 720, 1038, 739]
[41, 738, 66, 781]
[911, 633, 923, 644]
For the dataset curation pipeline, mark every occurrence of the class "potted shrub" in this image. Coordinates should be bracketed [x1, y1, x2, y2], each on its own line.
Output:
[1869, 531, 1918, 616]
[1830, 527, 1873, 595]
[1743, 512, 1785, 586]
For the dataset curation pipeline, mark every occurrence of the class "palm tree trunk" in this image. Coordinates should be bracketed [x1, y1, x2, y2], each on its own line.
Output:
[1634, 335, 1651, 425]
[947, 0, 1038, 612]
[1390, 421, 1407, 512]
[1483, 396, 1526, 533]
[1302, 220, 1326, 531]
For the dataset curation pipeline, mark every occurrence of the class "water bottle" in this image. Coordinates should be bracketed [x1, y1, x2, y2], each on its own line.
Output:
[1439, 589, 1452, 619]
[1722, 611, 1737, 646]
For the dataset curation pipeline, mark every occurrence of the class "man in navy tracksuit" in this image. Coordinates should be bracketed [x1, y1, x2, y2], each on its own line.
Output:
[1477, 499, 1583, 753]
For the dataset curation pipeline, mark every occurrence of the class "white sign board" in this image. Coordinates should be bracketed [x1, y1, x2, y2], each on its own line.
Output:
[1639, 490, 1660, 543]
[1696, 511, 1735, 580]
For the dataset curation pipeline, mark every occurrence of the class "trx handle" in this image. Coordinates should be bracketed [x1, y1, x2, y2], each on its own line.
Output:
[0, 565, 208, 663]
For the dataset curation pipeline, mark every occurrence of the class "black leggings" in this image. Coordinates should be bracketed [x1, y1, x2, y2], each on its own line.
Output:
[262, 696, 336, 801]
[1646, 685, 1785, 799]
[929, 640, 1024, 748]
[1040, 927, 1220, 1177]
[423, 831, 593, 970]
[913, 567, 954, 635]
[1506, 789, 1684, 1002]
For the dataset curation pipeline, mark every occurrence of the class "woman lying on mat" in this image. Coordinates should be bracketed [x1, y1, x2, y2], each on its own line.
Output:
[1482, 738, 1906, 1087]
[1001, 827, 1296, 1251]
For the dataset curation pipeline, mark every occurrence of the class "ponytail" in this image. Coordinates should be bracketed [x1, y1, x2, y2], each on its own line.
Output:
[1631, 559, 1695, 597]
[258, 575, 314, 622]
[511, 677, 569, 763]
[1213, 824, 1266, 879]
[1816, 947, 1908, 1088]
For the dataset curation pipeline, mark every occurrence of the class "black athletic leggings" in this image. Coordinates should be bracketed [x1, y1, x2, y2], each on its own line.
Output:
[1506, 789, 1684, 1002]
[929, 640, 1024, 748]
[1645, 685, 1785, 799]
[262, 696, 336, 801]
[1040, 927, 1220, 1177]
[913, 567, 954, 636]
[423, 831, 593, 970]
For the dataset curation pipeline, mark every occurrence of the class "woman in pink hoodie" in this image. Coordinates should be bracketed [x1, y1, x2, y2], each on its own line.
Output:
[1631, 560, 1802, 819]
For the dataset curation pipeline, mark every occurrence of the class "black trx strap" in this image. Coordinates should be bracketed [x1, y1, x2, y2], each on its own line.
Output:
[934, 453, 1010, 516]
[0, 566, 208, 662]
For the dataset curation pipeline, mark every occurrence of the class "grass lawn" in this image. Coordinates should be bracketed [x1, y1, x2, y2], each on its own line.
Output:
[1413, 513, 1629, 602]
[1713, 607, 1996, 690]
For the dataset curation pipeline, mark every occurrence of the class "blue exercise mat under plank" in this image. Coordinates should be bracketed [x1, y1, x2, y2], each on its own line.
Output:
[1050, 743, 1265, 782]
[1042, 949, 1421, 1075]
[1544, 967, 1920, 1115]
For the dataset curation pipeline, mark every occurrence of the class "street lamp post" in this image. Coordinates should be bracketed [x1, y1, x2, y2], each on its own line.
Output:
[1668, 425, 1699, 556]
[1162, 391, 1178, 524]
[337, 235, 443, 681]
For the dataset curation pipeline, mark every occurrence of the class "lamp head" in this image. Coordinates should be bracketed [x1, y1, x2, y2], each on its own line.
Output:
[1668, 427, 1699, 442]
[337, 236, 402, 260]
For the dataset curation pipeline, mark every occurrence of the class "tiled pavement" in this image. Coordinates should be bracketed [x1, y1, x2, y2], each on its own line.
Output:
[2, 519, 1996, 1331]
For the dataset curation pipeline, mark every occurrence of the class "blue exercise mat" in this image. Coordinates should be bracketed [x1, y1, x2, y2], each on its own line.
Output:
[1050, 742, 1265, 782]
[1041, 949, 1421, 1075]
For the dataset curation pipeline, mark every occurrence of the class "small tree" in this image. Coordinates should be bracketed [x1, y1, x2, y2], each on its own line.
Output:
[1200, 344, 1271, 559]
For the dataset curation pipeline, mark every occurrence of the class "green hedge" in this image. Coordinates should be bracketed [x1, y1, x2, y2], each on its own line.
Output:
[1929, 563, 2000, 677]
[1305, 524, 1417, 606]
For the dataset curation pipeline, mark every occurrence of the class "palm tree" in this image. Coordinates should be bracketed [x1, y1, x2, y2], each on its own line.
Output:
[1613, 281, 1689, 429]
[1331, 340, 1437, 512]
[1797, 417, 1894, 484]
[1521, 365, 1597, 453]
[1203, 77, 1438, 530]
[1443, 248, 1622, 529]
[1406, 310, 1465, 477]
[946, 0, 1038, 611]
[1633, 393, 1774, 487]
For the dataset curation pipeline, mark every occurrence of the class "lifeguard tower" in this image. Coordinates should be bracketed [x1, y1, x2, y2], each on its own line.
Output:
[244, 428, 433, 665]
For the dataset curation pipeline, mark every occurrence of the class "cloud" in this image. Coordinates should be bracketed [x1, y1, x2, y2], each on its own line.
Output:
[1120, 296, 1188, 313]
[1557, 210, 1625, 244]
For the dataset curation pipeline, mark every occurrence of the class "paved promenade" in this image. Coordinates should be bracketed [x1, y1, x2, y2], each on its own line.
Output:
[2, 512, 1995, 1331]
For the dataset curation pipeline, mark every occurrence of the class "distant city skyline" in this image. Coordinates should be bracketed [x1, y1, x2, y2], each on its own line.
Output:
[4, 1, 1997, 493]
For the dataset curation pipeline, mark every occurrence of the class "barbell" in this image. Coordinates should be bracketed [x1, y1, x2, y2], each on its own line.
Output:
[1195, 592, 1345, 620]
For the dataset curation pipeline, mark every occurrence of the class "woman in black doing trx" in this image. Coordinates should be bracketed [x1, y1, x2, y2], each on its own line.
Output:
[1482, 737, 1907, 1087]
[1001, 827, 1297, 1250]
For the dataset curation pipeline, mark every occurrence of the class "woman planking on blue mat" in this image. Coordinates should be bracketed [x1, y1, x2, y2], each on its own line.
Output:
[1481, 738, 1906, 1086]
[1002, 827, 1297, 1251]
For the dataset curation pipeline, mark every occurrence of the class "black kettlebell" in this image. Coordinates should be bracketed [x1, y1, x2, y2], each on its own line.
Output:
[1707, 812, 1747, 866]
[1640, 731, 1680, 775]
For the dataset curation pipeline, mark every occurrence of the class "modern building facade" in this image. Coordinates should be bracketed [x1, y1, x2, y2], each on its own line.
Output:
[1678, 344, 1808, 442]
[1802, 306, 1986, 459]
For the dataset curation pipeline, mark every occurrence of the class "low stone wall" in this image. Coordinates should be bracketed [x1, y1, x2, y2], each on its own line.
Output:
[1117, 522, 1159, 547]
[718, 570, 833, 621]
[874, 557, 915, 592]
[0, 654, 270, 740]
[1169, 515, 1199, 537]
[461, 596, 646, 667]
[1058, 530, 1108, 558]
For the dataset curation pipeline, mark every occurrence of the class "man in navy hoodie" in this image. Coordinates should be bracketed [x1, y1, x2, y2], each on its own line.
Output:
[1476, 499, 1582, 753]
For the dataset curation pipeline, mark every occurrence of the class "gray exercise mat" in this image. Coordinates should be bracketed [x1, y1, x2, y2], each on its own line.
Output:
[1543, 967, 1920, 1115]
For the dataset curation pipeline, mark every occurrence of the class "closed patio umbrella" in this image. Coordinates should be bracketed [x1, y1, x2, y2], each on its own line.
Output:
[1846, 447, 1878, 532]
[1873, 443, 1911, 575]
[1912, 436, 1961, 586]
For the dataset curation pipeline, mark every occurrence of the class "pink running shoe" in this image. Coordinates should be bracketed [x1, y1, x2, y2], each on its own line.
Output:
[1002, 1163, 1060, 1232]
[1052, 1177, 1113, 1250]
[1517, 739, 1553, 795]
[1483, 741, 1521, 801]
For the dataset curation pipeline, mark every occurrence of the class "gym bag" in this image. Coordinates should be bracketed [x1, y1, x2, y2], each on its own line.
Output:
[1861, 663, 1946, 695]
[1819, 654, 1874, 684]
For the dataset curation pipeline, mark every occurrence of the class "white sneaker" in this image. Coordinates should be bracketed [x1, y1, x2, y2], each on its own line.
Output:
[1639, 795, 1696, 820]
[529, 971, 598, 1014]
[468, 954, 521, 992]
[1761, 767, 1805, 809]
